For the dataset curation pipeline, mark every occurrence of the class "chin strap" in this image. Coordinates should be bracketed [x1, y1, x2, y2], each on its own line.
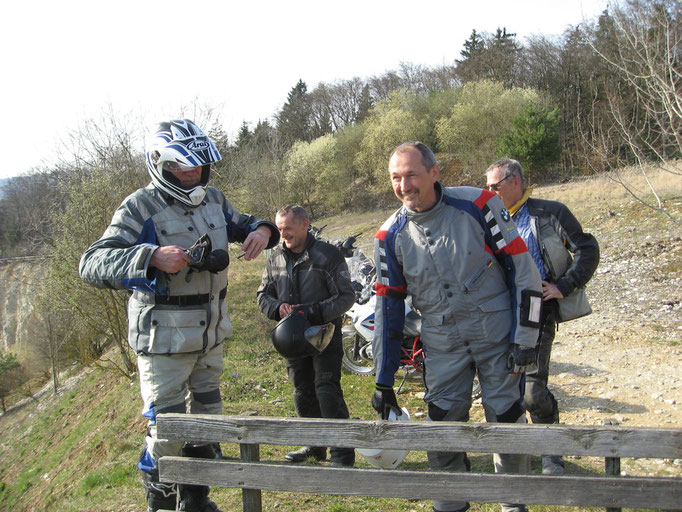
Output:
[508, 184, 535, 216]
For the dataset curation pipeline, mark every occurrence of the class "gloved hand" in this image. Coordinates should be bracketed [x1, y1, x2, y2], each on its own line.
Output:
[184, 234, 230, 273]
[195, 249, 230, 273]
[296, 303, 321, 324]
[294, 305, 311, 318]
[372, 385, 401, 420]
[507, 344, 536, 374]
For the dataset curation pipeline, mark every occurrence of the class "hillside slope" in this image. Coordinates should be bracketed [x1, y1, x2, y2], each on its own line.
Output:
[0, 169, 680, 511]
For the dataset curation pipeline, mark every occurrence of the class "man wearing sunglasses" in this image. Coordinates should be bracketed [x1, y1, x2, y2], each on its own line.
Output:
[486, 158, 599, 476]
[80, 119, 279, 512]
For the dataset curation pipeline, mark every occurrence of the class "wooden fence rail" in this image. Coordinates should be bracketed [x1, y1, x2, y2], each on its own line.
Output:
[156, 414, 682, 511]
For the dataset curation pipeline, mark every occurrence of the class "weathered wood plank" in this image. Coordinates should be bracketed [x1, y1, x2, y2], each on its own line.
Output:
[156, 414, 682, 459]
[240, 444, 261, 512]
[157, 458, 682, 509]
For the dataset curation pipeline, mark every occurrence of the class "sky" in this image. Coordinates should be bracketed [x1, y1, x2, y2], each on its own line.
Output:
[1, 0, 610, 179]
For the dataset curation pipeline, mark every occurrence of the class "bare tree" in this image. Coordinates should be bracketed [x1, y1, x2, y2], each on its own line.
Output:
[588, 0, 681, 222]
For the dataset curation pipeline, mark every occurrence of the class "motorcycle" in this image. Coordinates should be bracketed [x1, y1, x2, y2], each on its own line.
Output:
[321, 228, 482, 399]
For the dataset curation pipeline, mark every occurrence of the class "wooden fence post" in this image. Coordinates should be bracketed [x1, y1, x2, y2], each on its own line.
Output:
[605, 456, 621, 512]
[239, 443, 262, 512]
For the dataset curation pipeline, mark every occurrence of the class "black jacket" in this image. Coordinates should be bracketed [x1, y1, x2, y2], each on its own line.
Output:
[524, 197, 599, 297]
[257, 233, 355, 325]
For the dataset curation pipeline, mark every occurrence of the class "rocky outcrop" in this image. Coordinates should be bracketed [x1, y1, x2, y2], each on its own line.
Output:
[0, 261, 40, 351]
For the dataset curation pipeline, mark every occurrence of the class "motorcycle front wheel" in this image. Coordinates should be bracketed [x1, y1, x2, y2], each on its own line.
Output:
[341, 333, 376, 376]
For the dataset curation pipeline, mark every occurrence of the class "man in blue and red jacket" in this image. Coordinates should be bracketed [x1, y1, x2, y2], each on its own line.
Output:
[371, 142, 542, 512]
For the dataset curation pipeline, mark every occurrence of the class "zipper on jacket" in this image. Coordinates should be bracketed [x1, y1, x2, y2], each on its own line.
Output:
[541, 242, 557, 281]
[464, 259, 493, 292]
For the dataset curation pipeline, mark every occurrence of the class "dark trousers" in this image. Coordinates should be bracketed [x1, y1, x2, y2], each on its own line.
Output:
[523, 300, 559, 424]
[285, 328, 354, 462]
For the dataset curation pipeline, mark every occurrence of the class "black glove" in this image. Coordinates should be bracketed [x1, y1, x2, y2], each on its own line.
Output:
[372, 385, 401, 420]
[297, 303, 321, 324]
[507, 344, 536, 373]
[199, 249, 230, 273]
[185, 233, 212, 264]
[294, 305, 311, 318]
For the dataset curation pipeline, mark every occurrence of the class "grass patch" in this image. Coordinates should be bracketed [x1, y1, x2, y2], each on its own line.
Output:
[81, 463, 137, 492]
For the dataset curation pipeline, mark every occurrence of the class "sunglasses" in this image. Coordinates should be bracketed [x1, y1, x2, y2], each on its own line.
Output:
[487, 174, 513, 191]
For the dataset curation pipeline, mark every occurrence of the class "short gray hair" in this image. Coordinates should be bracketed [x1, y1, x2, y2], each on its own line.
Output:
[486, 158, 527, 190]
[390, 141, 438, 171]
[276, 204, 308, 223]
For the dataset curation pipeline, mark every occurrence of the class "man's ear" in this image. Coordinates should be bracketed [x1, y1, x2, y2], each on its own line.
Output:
[431, 165, 440, 182]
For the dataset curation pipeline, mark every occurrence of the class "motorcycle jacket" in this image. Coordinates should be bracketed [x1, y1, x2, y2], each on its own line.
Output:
[79, 183, 278, 355]
[373, 183, 542, 387]
[522, 198, 599, 298]
[257, 233, 355, 327]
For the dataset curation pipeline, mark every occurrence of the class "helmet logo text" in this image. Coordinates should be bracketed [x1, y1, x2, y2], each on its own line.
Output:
[187, 140, 210, 151]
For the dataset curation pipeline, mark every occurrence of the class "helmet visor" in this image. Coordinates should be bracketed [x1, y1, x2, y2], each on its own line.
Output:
[162, 161, 201, 173]
[304, 322, 335, 352]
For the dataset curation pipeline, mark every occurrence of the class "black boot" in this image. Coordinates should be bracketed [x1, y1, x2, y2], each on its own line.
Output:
[178, 484, 222, 511]
[329, 447, 355, 467]
[141, 467, 177, 512]
[285, 446, 327, 462]
[177, 443, 223, 511]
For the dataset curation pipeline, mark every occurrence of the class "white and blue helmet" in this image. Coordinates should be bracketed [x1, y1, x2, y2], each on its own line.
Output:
[358, 406, 411, 469]
[146, 119, 222, 207]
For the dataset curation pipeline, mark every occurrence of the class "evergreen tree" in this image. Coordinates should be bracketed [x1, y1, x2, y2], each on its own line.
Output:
[276, 80, 313, 146]
[236, 121, 253, 150]
[498, 103, 562, 175]
[460, 29, 485, 60]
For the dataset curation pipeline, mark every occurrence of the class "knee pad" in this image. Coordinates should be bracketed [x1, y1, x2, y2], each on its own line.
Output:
[529, 398, 559, 424]
[496, 401, 525, 423]
[182, 443, 220, 459]
[193, 388, 221, 405]
[428, 402, 470, 422]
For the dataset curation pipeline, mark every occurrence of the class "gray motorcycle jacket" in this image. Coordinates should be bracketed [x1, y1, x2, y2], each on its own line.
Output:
[373, 183, 542, 387]
[257, 233, 355, 326]
[79, 184, 278, 355]
[524, 198, 599, 297]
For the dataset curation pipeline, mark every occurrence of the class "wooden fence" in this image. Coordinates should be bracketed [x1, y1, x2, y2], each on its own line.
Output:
[156, 413, 682, 511]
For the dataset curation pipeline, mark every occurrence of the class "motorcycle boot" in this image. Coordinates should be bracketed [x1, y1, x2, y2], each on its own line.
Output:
[542, 454, 565, 475]
[178, 484, 222, 512]
[538, 406, 564, 475]
[141, 467, 177, 512]
[285, 446, 327, 463]
[177, 443, 223, 511]
[329, 447, 355, 467]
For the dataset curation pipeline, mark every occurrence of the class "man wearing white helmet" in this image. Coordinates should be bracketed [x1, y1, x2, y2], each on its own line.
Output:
[79, 119, 279, 512]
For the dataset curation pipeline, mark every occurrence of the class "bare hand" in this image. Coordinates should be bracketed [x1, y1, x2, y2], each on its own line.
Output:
[149, 246, 190, 274]
[542, 281, 564, 300]
[241, 226, 270, 261]
[279, 302, 298, 318]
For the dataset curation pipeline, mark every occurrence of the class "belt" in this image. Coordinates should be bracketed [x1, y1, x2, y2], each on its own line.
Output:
[154, 287, 227, 306]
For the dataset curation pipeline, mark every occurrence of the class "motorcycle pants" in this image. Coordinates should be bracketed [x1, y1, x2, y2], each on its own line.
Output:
[286, 332, 354, 463]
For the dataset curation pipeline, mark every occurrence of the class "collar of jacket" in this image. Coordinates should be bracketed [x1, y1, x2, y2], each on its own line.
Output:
[402, 181, 444, 221]
[509, 184, 535, 216]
